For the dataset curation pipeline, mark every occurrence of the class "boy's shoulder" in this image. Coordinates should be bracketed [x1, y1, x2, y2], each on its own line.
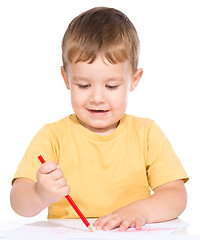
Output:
[40, 115, 73, 137]
[125, 114, 154, 129]
[44, 115, 71, 128]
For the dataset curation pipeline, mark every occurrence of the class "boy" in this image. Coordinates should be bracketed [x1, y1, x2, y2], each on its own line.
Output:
[10, 7, 188, 231]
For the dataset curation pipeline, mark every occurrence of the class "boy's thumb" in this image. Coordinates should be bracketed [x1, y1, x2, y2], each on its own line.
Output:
[39, 161, 59, 174]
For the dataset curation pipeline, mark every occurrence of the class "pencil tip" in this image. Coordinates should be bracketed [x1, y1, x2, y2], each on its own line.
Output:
[88, 225, 93, 232]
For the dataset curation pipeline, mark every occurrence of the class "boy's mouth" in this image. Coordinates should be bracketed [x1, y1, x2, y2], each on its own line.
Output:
[88, 109, 110, 116]
[90, 110, 109, 112]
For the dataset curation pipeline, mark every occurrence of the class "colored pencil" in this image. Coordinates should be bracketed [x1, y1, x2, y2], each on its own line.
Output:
[37, 155, 93, 232]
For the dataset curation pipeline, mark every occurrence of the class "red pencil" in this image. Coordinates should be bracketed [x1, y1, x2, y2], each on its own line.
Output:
[37, 155, 93, 232]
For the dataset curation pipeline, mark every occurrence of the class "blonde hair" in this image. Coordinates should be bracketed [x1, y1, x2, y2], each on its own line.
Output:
[62, 7, 140, 72]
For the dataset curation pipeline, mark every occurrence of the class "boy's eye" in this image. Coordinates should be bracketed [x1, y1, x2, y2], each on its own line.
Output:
[78, 84, 90, 89]
[106, 85, 119, 90]
[77, 84, 119, 89]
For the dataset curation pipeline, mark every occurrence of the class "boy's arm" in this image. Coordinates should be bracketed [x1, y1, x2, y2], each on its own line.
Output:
[93, 179, 187, 231]
[10, 161, 70, 217]
[10, 178, 47, 217]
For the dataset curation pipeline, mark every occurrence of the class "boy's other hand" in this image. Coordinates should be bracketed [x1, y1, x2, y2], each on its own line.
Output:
[93, 180, 187, 231]
[93, 203, 147, 231]
[36, 161, 70, 206]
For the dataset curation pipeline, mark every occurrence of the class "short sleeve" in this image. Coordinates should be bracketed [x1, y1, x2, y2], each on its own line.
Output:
[12, 125, 59, 184]
[146, 121, 188, 190]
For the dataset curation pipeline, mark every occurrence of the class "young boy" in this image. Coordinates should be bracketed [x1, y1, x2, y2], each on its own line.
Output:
[10, 7, 188, 231]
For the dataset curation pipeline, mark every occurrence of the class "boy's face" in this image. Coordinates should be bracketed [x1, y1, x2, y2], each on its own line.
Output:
[61, 55, 142, 135]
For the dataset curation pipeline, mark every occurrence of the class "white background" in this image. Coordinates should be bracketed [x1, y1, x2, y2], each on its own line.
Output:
[0, 0, 199, 225]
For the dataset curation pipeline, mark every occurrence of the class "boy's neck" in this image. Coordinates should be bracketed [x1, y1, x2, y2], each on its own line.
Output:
[76, 117, 120, 136]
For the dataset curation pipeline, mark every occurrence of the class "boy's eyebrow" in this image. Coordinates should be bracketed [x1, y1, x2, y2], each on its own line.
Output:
[72, 76, 90, 82]
[106, 77, 125, 82]
[72, 76, 125, 82]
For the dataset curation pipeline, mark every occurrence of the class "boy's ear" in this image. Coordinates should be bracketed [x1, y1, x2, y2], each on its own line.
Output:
[61, 66, 70, 90]
[130, 68, 143, 91]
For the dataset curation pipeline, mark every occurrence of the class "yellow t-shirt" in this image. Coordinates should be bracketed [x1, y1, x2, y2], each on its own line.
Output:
[13, 114, 188, 219]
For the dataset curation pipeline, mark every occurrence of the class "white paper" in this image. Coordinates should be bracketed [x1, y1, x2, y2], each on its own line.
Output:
[0, 219, 189, 240]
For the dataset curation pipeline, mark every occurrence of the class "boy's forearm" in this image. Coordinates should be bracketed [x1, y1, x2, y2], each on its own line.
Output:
[93, 180, 187, 231]
[134, 180, 187, 223]
[10, 181, 48, 217]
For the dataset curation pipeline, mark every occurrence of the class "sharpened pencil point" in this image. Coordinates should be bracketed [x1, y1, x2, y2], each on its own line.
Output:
[88, 225, 93, 232]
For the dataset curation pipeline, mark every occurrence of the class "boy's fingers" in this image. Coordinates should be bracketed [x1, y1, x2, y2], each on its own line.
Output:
[49, 168, 64, 180]
[95, 216, 110, 230]
[56, 184, 71, 199]
[93, 216, 104, 226]
[102, 217, 121, 231]
[39, 161, 59, 174]
[118, 218, 132, 231]
[134, 220, 143, 230]
[54, 176, 68, 189]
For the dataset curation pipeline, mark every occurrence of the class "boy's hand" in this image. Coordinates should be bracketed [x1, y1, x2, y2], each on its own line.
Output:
[36, 161, 70, 206]
[93, 202, 147, 231]
[93, 180, 187, 231]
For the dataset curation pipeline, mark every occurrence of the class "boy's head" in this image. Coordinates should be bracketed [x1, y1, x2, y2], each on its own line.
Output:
[62, 7, 140, 73]
[61, 7, 143, 135]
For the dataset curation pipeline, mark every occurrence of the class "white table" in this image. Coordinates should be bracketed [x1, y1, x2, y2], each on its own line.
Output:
[0, 218, 199, 239]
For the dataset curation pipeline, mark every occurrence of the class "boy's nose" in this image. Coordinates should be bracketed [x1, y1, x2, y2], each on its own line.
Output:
[89, 87, 106, 104]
